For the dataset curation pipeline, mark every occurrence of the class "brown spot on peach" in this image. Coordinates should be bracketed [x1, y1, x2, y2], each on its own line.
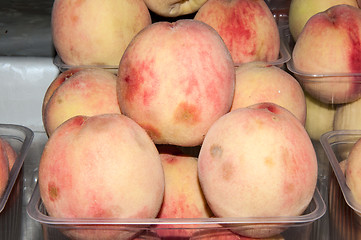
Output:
[48, 183, 59, 201]
[221, 161, 234, 182]
[173, 102, 200, 125]
[264, 156, 274, 167]
[210, 144, 223, 159]
[142, 124, 161, 140]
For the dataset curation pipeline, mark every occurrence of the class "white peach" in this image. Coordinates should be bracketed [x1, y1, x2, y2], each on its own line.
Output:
[117, 19, 235, 147]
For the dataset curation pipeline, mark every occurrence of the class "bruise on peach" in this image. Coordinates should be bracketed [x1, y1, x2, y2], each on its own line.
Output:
[210, 144, 223, 159]
[48, 182, 59, 201]
[173, 102, 201, 125]
[141, 124, 161, 140]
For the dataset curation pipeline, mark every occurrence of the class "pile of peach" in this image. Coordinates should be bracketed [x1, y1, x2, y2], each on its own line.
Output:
[36, 0, 327, 239]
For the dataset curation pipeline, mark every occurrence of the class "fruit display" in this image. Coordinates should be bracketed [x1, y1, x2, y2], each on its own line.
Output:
[19, 0, 358, 239]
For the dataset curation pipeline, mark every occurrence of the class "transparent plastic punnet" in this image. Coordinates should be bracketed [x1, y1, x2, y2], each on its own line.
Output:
[321, 130, 361, 216]
[0, 124, 33, 213]
[53, 26, 291, 73]
[27, 181, 326, 240]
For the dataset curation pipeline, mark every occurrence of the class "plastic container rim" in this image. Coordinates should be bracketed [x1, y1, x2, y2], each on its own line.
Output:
[320, 129, 361, 216]
[27, 182, 326, 227]
[0, 123, 34, 213]
[53, 26, 291, 72]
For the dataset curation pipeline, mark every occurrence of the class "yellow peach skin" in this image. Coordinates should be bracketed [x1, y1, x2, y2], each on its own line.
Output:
[231, 61, 306, 125]
[43, 68, 121, 136]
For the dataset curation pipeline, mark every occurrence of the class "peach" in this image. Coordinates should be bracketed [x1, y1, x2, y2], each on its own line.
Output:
[143, 0, 208, 17]
[156, 153, 212, 238]
[1, 138, 17, 171]
[230, 61, 306, 125]
[305, 92, 336, 140]
[289, 0, 359, 41]
[52, 0, 151, 66]
[42, 68, 83, 129]
[38, 113, 165, 240]
[0, 141, 9, 197]
[117, 19, 235, 147]
[43, 68, 121, 136]
[291, 4, 361, 104]
[334, 96, 361, 131]
[194, 0, 280, 65]
[198, 102, 318, 238]
[346, 138, 361, 205]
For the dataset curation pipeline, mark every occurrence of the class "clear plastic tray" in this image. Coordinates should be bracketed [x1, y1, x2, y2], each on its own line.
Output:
[0, 124, 34, 213]
[27, 181, 325, 240]
[320, 130, 361, 216]
[53, 26, 291, 73]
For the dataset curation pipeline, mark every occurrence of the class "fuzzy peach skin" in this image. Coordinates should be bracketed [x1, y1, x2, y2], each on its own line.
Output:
[198, 102, 318, 238]
[143, 0, 208, 17]
[346, 138, 361, 205]
[117, 19, 235, 147]
[0, 138, 17, 171]
[43, 68, 121, 136]
[194, 0, 280, 65]
[42, 68, 83, 128]
[156, 153, 212, 238]
[38, 114, 165, 240]
[291, 4, 361, 104]
[289, 0, 359, 41]
[0, 142, 9, 197]
[230, 61, 306, 125]
[52, 0, 151, 66]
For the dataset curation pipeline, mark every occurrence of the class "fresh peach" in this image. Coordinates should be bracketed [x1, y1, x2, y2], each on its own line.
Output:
[143, 0, 208, 17]
[198, 102, 318, 238]
[0, 139, 17, 171]
[117, 19, 235, 147]
[156, 153, 212, 238]
[194, 0, 280, 65]
[0, 142, 9, 197]
[43, 68, 121, 136]
[52, 0, 151, 66]
[289, 0, 359, 41]
[42, 68, 83, 129]
[291, 4, 361, 104]
[230, 61, 306, 125]
[38, 113, 165, 240]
